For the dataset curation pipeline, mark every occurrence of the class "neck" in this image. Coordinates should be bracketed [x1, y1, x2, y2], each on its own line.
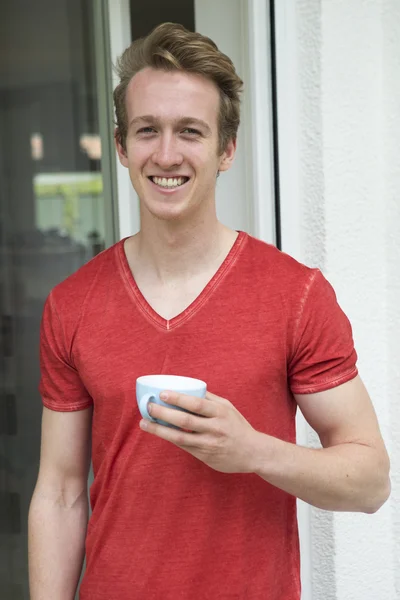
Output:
[127, 211, 237, 284]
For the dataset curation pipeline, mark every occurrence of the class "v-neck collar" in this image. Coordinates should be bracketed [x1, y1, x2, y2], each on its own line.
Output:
[117, 230, 247, 332]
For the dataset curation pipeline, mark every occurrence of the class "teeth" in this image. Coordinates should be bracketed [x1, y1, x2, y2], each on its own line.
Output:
[152, 176, 187, 188]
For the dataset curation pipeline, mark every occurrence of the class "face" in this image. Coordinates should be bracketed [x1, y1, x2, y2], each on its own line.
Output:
[115, 68, 236, 223]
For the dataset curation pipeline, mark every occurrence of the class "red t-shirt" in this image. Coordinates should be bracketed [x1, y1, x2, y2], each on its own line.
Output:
[39, 232, 358, 600]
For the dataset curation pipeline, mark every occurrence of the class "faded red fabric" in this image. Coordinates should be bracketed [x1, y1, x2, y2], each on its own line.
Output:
[39, 232, 358, 599]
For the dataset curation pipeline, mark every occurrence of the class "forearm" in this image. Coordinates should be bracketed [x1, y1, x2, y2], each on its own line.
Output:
[252, 432, 390, 513]
[28, 486, 88, 600]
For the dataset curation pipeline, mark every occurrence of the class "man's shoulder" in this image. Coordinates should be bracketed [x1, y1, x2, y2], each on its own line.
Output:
[49, 238, 123, 314]
[243, 232, 316, 284]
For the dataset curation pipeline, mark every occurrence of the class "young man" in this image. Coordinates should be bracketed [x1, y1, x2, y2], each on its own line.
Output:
[28, 23, 390, 600]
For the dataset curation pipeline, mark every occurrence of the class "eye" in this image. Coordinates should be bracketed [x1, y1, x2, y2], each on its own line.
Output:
[182, 128, 201, 136]
[137, 127, 155, 134]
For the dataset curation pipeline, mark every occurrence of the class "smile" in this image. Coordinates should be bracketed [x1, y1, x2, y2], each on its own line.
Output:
[149, 176, 190, 190]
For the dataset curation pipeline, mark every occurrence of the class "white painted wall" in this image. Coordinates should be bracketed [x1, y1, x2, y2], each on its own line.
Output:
[279, 0, 399, 598]
[383, 2, 400, 596]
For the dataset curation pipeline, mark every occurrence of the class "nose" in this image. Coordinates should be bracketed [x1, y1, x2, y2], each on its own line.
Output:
[152, 133, 183, 170]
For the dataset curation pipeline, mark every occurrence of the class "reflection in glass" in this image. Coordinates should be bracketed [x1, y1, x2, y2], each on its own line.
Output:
[0, 1, 113, 597]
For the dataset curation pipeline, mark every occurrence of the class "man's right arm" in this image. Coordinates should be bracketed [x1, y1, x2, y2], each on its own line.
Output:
[28, 405, 92, 600]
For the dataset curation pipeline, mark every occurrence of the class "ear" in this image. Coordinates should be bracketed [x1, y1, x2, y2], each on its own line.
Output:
[218, 137, 237, 173]
[115, 128, 129, 167]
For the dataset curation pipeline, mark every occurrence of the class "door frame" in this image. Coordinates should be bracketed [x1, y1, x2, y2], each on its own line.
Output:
[273, 2, 312, 599]
[242, 0, 276, 243]
[107, 0, 140, 239]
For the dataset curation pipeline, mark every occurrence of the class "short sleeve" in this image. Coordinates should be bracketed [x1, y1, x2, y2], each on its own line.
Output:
[39, 292, 93, 411]
[288, 270, 358, 394]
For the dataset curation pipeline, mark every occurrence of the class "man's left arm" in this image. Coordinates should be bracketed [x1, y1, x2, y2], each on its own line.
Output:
[140, 375, 390, 513]
[252, 375, 390, 513]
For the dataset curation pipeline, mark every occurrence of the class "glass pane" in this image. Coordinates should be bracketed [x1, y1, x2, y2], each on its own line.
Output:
[0, 0, 115, 597]
[130, 0, 195, 37]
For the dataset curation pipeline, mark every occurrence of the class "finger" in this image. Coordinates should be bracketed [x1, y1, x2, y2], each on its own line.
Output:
[148, 402, 211, 433]
[161, 391, 217, 418]
[206, 391, 231, 406]
[139, 418, 199, 446]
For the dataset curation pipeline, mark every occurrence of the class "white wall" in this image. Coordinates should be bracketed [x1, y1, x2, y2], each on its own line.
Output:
[383, 2, 400, 597]
[280, 0, 400, 598]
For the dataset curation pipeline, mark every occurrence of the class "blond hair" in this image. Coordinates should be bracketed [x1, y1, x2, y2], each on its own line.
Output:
[113, 23, 243, 154]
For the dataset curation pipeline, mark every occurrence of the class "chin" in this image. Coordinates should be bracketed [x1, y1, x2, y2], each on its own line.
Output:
[144, 197, 197, 222]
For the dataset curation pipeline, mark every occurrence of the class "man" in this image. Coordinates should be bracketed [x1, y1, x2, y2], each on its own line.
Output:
[28, 22, 390, 600]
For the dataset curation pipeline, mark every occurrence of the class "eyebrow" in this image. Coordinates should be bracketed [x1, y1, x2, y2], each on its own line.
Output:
[129, 115, 212, 135]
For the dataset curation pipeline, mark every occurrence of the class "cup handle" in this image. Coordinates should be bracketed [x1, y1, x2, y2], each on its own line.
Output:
[139, 393, 156, 421]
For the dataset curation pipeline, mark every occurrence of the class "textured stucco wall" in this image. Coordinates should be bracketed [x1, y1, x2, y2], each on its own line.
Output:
[296, 0, 399, 598]
[383, 1, 400, 596]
